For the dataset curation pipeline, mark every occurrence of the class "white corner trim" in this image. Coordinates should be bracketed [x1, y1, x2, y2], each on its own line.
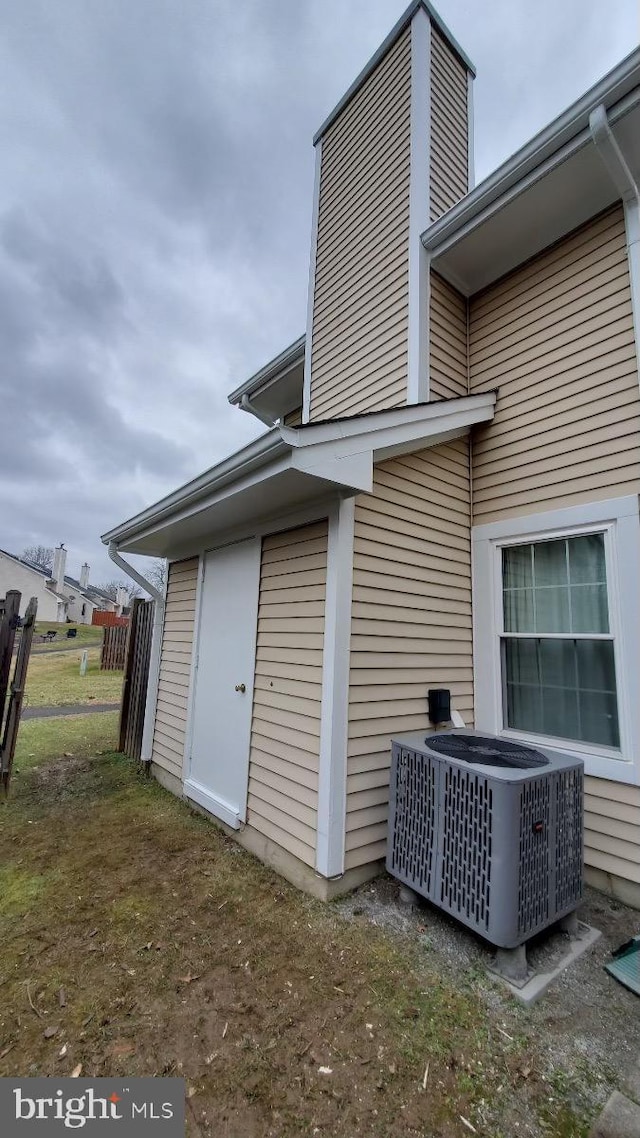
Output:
[407, 7, 431, 406]
[302, 139, 322, 425]
[467, 71, 475, 191]
[316, 496, 356, 878]
[472, 496, 640, 786]
[182, 554, 205, 784]
[140, 573, 168, 763]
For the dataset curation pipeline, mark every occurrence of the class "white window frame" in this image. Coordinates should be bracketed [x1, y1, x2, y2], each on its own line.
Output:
[472, 496, 640, 785]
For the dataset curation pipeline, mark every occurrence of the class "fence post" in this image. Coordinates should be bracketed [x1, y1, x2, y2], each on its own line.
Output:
[118, 598, 141, 753]
[1, 596, 37, 794]
[0, 590, 21, 737]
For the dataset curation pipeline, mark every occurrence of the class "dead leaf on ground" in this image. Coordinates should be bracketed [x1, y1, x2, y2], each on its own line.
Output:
[43, 1026, 59, 1039]
[178, 973, 200, 984]
[110, 1042, 134, 1057]
[58, 1043, 68, 1058]
[70, 1064, 82, 1078]
[58, 989, 66, 1008]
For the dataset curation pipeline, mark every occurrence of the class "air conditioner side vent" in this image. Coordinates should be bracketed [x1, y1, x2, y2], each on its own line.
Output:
[517, 776, 551, 937]
[388, 747, 438, 896]
[555, 767, 584, 913]
[439, 765, 492, 931]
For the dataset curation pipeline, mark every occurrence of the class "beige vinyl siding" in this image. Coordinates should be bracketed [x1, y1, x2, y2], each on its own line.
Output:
[247, 521, 328, 867]
[469, 206, 640, 524]
[429, 271, 468, 399]
[430, 27, 468, 222]
[309, 27, 411, 421]
[585, 777, 640, 885]
[283, 407, 303, 427]
[151, 557, 198, 781]
[345, 440, 473, 870]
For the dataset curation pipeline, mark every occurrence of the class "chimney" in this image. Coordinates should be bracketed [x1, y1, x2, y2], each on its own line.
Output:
[80, 563, 90, 590]
[115, 585, 129, 611]
[52, 543, 67, 591]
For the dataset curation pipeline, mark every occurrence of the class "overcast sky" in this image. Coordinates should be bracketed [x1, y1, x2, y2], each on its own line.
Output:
[1, 0, 638, 586]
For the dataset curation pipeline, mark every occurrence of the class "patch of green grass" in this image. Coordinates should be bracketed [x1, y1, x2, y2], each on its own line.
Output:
[12, 712, 119, 774]
[0, 865, 49, 917]
[32, 622, 103, 652]
[24, 649, 122, 709]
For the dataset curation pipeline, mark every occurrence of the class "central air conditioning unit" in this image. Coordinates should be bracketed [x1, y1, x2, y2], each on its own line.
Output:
[387, 729, 583, 948]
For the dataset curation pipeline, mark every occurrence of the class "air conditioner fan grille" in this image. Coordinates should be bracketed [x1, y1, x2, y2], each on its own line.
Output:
[427, 734, 549, 769]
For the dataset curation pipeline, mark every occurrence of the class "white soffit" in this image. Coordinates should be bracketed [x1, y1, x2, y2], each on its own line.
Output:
[427, 94, 640, 296]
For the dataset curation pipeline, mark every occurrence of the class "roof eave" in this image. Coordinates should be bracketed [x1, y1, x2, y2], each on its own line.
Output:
[227, 335, 305, 406]
[101, 429, 286, 547]
[422, 46, 640, 256]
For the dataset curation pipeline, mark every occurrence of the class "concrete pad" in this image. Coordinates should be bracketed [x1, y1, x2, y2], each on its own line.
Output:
[621, 1057, 640, 1107]
[488, 922, 601, 1005]
[588, 1091, 640, 1137]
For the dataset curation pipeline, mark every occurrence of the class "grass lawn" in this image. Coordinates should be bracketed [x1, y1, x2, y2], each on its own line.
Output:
[0, 715, 599, 1137]
[31, 622, 102, 652]
[24, 647, 123, 709]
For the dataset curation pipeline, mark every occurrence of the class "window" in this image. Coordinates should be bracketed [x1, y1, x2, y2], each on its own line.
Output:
[472, 497, 640, 784]
[501, 533, 619, 748]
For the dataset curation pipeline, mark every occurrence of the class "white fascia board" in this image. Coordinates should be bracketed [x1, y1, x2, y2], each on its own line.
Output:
[284, 392, 495, 458]
[101, 430, 285, 546]
[407, 7, 431, 405]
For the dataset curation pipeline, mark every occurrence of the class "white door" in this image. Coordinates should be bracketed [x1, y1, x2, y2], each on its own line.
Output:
[184, 538, 261, 828]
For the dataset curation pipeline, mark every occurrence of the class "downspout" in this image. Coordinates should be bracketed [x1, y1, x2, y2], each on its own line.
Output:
[240, 394, 276, 428]
[108, 541, 164, 768]
[589, 105, 640, 384]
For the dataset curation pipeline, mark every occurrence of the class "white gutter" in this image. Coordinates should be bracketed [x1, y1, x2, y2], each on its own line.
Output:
[102, 429, 285, 547]
[107, 543, 164, 603]
[240, 394, 275, 428]
[590, 103, 640, 391]
[227, 336, 305, 406]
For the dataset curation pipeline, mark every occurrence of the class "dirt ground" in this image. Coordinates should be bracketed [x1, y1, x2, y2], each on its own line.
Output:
[1, 717, 638, 1138]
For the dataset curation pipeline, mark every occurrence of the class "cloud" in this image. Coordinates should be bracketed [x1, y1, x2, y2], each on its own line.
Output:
[0, 0, 637, 583]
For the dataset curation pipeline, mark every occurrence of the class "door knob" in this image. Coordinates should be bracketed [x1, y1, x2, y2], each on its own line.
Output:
[235, 683, 246, 693]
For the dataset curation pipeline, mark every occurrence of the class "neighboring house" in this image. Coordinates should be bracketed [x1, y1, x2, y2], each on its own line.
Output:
[0, 545, 127, 624]
[0, 546, 70, 622]
[102, 1, 640, 909]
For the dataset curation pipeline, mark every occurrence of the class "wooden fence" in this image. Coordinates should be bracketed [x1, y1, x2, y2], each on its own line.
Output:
[101, 625, 128, 671]
[92, 610, 128, 628]
[0, 590, 37, 794]
[118, 598, 155, 763]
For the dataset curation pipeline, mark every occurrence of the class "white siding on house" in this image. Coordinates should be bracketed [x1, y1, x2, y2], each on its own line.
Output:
[469, 206, 640, 523]
[429, 271, 468, 400]
[247, 522, 328, 868]
[345, 440, 473, 871]
[309, 27, 411, 421]
[430, 27, 469, 222]
[151, 557, 198, 782]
